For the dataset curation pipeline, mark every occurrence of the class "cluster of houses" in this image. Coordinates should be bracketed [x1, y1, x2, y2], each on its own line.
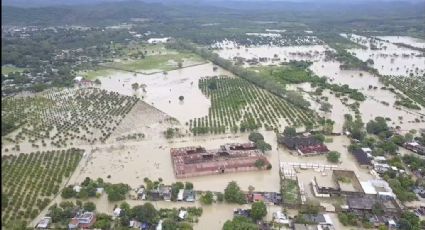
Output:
[351, 147, 407, 175]
[36, 211, 96, 229]
[278, 133, 329, 156]
[130, 184, 196, 203]
[247, 192, 282, 205]
[293, 214, 335, 230]
[404, 141, 425, 155]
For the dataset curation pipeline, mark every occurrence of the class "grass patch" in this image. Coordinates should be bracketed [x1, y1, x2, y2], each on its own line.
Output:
[2, 65, 26, 75]
[104, 52, 204, 73]
[281, 179, 300, 205]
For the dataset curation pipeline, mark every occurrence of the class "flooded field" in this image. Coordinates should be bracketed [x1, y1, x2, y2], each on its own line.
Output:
[96, 63, 233, 123]
[213, 41, 327, 65]
[210, 38, 425, 132]
[342, 33, 425, 77]
[376, 36, 425, 49]
[66, 131, 281, 193]
[310, 60, 425, 130]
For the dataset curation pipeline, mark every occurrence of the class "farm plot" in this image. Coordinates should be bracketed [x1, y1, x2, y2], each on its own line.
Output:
[189, 76, 316, 135]
[381, 75, 425, 108]
[2, 88, 139, 151]
[1, 148, 83, 226]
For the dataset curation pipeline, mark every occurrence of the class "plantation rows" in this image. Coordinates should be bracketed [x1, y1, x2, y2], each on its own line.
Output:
[2, 88, 139, 149]
[1, 148, 83, 225]
[189, 76, 316, 134]
[382, 75, 425, 107]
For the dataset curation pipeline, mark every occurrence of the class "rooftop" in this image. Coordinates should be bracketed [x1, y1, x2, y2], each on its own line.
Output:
[171, 143, 269, 178]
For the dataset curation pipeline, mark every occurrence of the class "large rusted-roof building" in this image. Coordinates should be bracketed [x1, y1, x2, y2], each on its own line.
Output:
[170, 143, 270, 178]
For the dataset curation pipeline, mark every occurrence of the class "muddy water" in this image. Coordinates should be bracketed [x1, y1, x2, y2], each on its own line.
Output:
[342, 34, 425, 77]
[376, 36, 425, 49]
[97, 63, 232, 123]
[66, 131, 281, 193]
[30, 131, 283, 229]
[213, 42, 327, 64]
[310, 60, 425, 130]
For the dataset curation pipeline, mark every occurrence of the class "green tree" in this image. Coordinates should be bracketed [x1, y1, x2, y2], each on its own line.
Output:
[366, 117, 388, 135]
[61, 185, 76, 199]
[223, 216, 257, 230]
[185, 182, 194, 190]
[248, 132, 264, 143]
[93, 213, 112, 230]
[224, 181, 246, 204]
[283, 127, 297, 137]
[130, 203, 158, 224]
[327, 151, 341, 163]
[251, 201, 267, 221]
[255, 159, 266, 169]
[83, 201, 96, 212]
[131, 82, 139, 91]
[256, 140, 271, 153]
[200, 191, 214, 205]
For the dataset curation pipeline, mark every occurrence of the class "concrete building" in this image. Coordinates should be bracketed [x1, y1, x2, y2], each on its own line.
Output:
[170, 143, 270, 178]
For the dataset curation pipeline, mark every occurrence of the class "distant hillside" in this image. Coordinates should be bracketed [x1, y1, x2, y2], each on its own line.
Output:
[1, 1, 172, 26]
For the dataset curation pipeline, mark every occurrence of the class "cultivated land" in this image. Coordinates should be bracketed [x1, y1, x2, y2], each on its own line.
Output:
[2, 1, 425, 229]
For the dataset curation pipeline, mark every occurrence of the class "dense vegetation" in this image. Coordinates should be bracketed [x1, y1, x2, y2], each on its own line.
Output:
[190, 76, 316, 134]
[2, 88, 139, 149]
[1, 148, 83, 226]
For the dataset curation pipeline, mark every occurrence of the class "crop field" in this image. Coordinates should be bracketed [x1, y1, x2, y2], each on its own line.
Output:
[189, 76, 316, 134]
[1, 148, 83, 226]
[2, 88, 139, 150]
[381, 75, 425, 107]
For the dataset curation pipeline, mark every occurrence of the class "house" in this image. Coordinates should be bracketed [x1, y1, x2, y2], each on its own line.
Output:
[278, 134, 329, 156]
[273, 211, 290, 225]
[156, 220, 163, 230]
[404, 142, 425, 155]
[313, 170, 364, 197]
[252, 193, 265, 202]
[264, 192, 282, 205]
[74, 76, 83, 82]
[293, 224, 318, 230]
[96, 187, 104, 194]
[178, 210, 188, 219]
[184, 190, 195, 202]
[234, 208, 250, 218]
[68, 218, 80, 229]
[113, 208, 122, 217]
[147, 37, 170, 44]
[150, 189, 161, 201]
[351, 148, 373, 169]
[69, 212, 96, 229]
[129, 220, 141, 228]
[159, 185, 172, 201]
[373, 162, 390, 173]
[73, 185, 81, 193]
[347, 197, 401, 215]
[36, 217, 51, 229]
[177, 189, 184, 201]
[136, 187, 145, 199]
[302, 214, 333, 227]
